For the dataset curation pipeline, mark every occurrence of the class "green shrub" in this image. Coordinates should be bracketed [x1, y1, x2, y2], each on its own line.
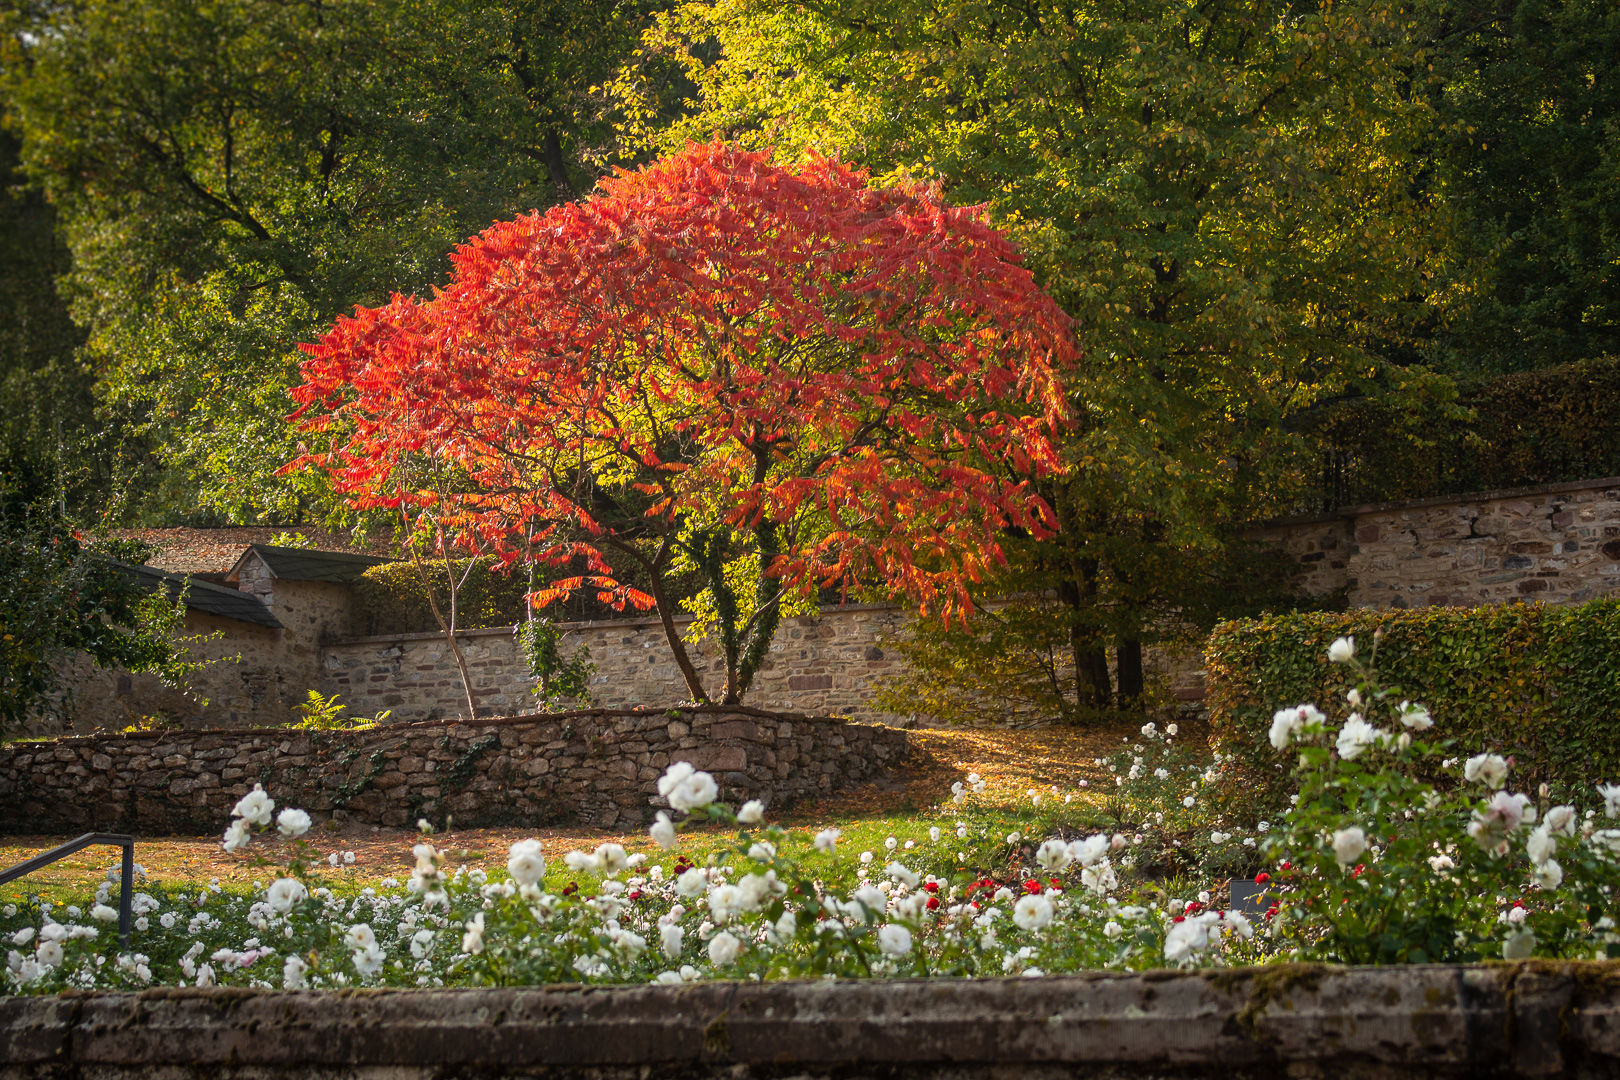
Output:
[1205, 600, 1620, 811]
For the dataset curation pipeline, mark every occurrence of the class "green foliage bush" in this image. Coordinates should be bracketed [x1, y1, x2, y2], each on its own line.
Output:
[1300, 356, 1620, 510]
[1205, 600, 1620, 810]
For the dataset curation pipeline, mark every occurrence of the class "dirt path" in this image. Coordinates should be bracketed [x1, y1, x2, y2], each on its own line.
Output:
[1, 723, 1158, 890]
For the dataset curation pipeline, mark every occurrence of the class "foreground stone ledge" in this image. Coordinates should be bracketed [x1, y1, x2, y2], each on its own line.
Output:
[5, 962, 1620, 1079]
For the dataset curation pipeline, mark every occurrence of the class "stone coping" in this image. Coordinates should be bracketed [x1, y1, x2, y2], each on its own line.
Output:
[1253, 473, 1620, 531]
[4, 962, 1619, 1078]
[331, 602, 905, 646]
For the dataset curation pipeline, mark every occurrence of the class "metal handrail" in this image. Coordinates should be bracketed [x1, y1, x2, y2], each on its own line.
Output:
[0, 833, 135, 949]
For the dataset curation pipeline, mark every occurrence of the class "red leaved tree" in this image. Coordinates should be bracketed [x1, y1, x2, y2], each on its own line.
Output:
[289, 142, 1075, 706]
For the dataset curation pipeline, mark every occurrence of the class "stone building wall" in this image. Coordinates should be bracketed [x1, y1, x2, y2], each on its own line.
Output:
[0, 706, 911, 834]
[1248, 475, 1620, 609]
[44, 579, 357, 735]
[323, 605, 912, 725]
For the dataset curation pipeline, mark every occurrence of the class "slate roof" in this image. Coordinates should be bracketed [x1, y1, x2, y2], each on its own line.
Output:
[113, 561, 284, 629]
[111, 527, 395, 574]
[230, 544, 395, 584]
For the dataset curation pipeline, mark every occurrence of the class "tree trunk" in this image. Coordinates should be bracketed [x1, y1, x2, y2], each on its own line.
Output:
[1057, 565, 1112, 711]
[1117, 637, 1144, 705]
[409, 543, 480, 720]
[645, 568, 710, 703]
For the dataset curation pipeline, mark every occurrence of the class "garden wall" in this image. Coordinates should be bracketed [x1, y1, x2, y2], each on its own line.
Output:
[1250, 473, 1620, 609]
[0, 706, 910, 834]
[322, 604, 913, 724]
[46, 579, 357, 735]
[4, 963, 1618, 1079]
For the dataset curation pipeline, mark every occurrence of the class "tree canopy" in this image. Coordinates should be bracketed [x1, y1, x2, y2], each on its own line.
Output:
[0, 0, 684, 522]
[636, 0, 1449, 705]
[289, 142, 1075, 703]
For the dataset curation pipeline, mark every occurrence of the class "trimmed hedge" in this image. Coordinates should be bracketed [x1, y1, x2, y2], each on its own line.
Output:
[1205, 599, 1620, 808]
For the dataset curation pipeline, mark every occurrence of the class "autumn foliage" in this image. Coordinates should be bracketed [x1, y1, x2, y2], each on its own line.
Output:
[288, 142, 1075, 703]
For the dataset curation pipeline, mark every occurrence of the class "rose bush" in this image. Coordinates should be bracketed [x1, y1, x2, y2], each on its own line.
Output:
[6, 636, 1620, 991]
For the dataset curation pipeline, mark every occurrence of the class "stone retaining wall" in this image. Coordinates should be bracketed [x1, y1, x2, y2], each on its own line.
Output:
[0, 707, 910, 834]
[4, 963, 1619, 1079]
[1251, 474, 1620, 609]
[322, 604, 912, 725]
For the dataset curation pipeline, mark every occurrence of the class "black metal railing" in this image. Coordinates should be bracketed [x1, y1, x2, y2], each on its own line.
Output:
[0, 833, 135, 949]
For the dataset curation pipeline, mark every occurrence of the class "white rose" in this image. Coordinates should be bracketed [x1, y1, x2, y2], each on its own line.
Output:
[1526, 827, 1557, 867]
[276, 808, 312, 838]
[222, 820, 252, 854]
[707, 930, 741, 967]
[737, 800, 765, 825]
[877, 924, 912, 957]
[1544, 805, 1577, 837]
[89, 903, 118, 923]
[265, 878, 308, 914]
[649, 812, 678, 851]
[36, 939, 63, 967]
[1035, 839, 1074, 872]
[1327, 636, 1355, 663]
[1335, 715, 1384, 761]
[1397, 701, 1433, 730]
[660, 923, 684, 959]
[1532, 859, 1563, 891]
[1332, 827, 1367, 867]
[1502, 927, 1536, 960]
[1012, 893, 1054, 931]
[506, 838, 546, 887]
[1464, 753, 1509, 789]
[814, 828, 840, 853]
[461, 912, 485, 954]
[231, 785, 275, 827]
[1069, 834, 1110, 867]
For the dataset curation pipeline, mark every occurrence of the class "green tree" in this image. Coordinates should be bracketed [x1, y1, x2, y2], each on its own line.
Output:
[0, 455, 197, 730]
[1420, 0, 1620, 375]
[0, 0, 683, 523]
[0, 125, 100, 515]
[644, 0, 1445, 707]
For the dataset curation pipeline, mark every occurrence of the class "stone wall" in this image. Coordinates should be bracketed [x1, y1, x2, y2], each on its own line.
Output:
[0, 706, 910, 834]
[1250, 474, 1620, 610]
[43, 577, 355, 735]
[34, 477, 1620, 736]
[5, 963, 1619, 1079]
[323, 604, 912, 725]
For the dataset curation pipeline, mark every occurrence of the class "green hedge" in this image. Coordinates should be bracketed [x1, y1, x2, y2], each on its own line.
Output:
[1205, 600, 1620, 808]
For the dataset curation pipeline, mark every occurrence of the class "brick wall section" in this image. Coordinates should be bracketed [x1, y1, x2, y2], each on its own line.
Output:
[1248, 474, 1620, 609]
[323, 604, 912, 725]
[0, 707, 911, 834]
